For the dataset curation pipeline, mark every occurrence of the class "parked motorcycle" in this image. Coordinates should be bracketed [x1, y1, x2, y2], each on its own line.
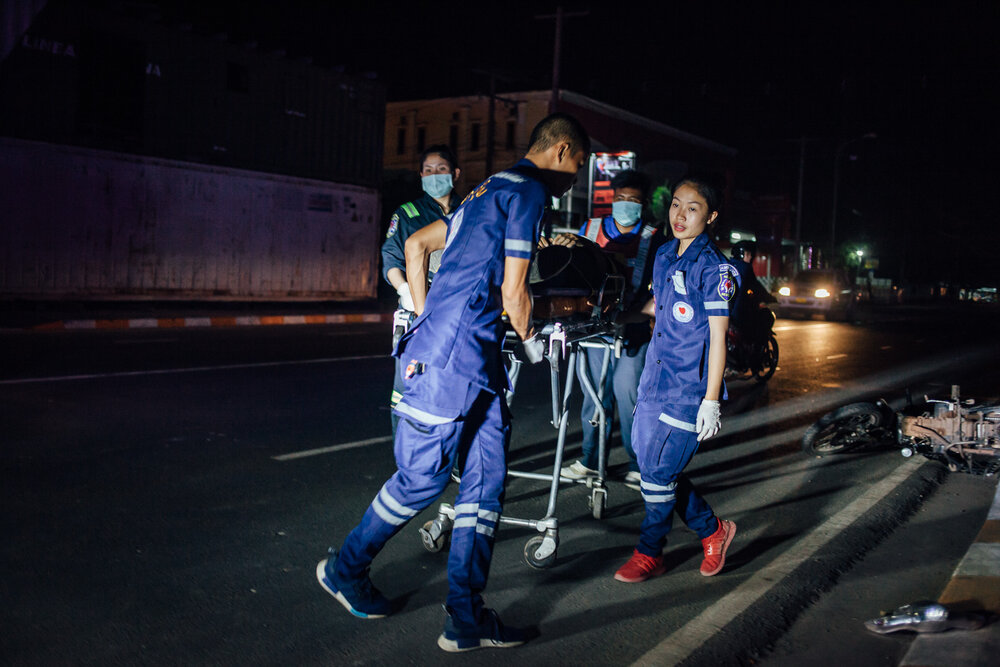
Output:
[726, 304, 779, 383]
[801, 385, 1000, 476]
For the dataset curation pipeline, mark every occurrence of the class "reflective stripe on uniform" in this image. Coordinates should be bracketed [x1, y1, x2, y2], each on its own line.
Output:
[504, 239, 533, 254]
[378, 486, 418, 518]
[402, 202, 419, 217]
[658, 413, 698, 432]
[704, 300, 729, 310]
[394, 401, 454, 425]
[641, 480, 677, 503]
[642, 490, 677, 503]
[390, 390, 402, 406]
[372, 494, 408, 526]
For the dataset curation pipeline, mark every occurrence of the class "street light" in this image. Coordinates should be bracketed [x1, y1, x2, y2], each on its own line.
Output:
[830, 132, 877, 256]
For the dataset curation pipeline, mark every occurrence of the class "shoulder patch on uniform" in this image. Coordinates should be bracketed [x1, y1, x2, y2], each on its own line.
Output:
[386, 213, 399, 238]
[717, 263, 737, 301]
[401, 202, 419, 218]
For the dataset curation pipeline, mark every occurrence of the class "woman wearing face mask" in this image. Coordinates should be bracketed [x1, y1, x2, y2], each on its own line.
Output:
[381, 145, 462, 431]
[559, 170, 665, 491]
[613, 175, 739, 584]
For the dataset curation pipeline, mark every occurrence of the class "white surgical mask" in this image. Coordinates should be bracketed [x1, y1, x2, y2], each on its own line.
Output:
[422, 173, 453, 198]
[612, 200, 642, 227]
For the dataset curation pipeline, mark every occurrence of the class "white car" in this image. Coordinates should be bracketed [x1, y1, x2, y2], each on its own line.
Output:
[776, 269, 860, 321]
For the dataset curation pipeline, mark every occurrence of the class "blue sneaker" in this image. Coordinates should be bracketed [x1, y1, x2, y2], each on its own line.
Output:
[316, 550, 390, 619]
[437, 607, 527, 652]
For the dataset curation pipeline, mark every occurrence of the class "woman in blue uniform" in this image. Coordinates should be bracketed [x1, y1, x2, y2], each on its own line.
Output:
[614, 175, 739, 583]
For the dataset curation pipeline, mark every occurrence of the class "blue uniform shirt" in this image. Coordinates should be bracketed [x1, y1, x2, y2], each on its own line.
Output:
[381, 191, 461, 284]
[395, 159, 550, 393]
[637, 232, 739, 408]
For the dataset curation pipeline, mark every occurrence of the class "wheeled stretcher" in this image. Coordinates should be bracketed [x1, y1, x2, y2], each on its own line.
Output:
[418, 240, 628, 568]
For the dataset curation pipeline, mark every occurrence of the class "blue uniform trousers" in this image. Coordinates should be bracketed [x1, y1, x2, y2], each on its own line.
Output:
[631, 402, 717, 556]
[334, 364, 509, 629]
[578, 341, 647, 473]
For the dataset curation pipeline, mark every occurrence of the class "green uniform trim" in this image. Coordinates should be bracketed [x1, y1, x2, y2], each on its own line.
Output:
[401, 202, 419, 218]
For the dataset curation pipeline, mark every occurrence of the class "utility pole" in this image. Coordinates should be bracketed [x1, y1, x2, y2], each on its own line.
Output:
[536, 6, 588, 113]
[795, 137, 806, 271]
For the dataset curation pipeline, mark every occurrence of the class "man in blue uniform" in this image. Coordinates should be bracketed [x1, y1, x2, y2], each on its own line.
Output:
[614, 176, 740, 583]
[382, 145, 462, 432]
[558, 170, 664, 490]
[317, 113, 590, 652]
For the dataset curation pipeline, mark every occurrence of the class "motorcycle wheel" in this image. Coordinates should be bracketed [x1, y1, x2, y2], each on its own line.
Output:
[752, 335, 779, 383]
[801, 402, 885, 457]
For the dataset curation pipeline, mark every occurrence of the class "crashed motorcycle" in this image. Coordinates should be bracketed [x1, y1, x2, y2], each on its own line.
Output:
[801, 385, 1000, 476]
[726, 303, 779, 383]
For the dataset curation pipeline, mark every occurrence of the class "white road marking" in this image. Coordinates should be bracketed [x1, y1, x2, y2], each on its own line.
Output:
[272, 435, 393, 461]
[0, 354, 389, 385]
[826, 353, 848, 360]
[632, 457, 925, 666]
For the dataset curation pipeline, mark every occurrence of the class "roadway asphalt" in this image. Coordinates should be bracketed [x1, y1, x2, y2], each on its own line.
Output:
[2, 296, 998, 665]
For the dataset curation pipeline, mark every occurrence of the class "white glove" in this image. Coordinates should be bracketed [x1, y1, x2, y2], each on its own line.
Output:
[696, 399, 721, 442]
[396, 282, 415, 312]
[522, 334, 546, 364]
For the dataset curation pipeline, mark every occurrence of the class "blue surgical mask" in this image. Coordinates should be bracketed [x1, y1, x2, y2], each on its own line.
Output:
[422, 173, 453, 199]
[612, 200, 642, 227]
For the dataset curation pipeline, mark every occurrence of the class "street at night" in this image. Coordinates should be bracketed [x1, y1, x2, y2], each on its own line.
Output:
[3, 304, 998, 665]
[4, 1, 1000, 664]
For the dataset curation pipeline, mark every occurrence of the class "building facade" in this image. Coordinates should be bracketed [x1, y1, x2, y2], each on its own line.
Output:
[383, 90, 738, 231]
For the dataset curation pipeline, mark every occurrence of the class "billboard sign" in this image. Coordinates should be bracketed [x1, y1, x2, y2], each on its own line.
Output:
[588, 151, 636, 218]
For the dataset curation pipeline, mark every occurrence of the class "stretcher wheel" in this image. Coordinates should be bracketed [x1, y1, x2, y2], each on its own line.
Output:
[419, 519, 451, 553]
[588, 487, 607, 520]
[523, 535, 557, 569]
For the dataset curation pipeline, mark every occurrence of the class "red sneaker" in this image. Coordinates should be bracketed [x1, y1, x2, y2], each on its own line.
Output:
[614, 549, 667, 583]
[700, 519, 736, 577]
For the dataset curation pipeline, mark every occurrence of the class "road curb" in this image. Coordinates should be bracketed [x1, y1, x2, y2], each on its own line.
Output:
[899, 478, 1000, 666]
[30, 311, 395, 331]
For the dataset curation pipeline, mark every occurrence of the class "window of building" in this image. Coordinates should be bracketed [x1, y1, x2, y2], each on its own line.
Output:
[416, 126, 426, 153]
[449, 124, 458, 150]
[396, 127, 406, 155]
[470, 122, 480, 151]
[505, 121, 516, 150]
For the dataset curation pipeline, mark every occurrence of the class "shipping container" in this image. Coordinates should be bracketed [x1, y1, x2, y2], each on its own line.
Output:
[0, 137, 380, 300]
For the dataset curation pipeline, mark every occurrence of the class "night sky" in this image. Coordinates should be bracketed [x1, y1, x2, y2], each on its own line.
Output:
[152, 0, 998, 284]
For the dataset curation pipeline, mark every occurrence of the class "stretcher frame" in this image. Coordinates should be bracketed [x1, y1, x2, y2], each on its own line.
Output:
[417, 319, 624, 569]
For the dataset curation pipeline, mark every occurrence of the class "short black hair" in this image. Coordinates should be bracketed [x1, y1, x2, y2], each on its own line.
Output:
[610, 170, 652, 201]
[419, 144, 459, 172]
[528, 113, 590, 157]
[673, 173, 722, 213]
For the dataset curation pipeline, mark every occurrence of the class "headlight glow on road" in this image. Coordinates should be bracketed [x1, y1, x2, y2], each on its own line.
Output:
[779, 286, 791, 296]
[815, 288, 831, 298]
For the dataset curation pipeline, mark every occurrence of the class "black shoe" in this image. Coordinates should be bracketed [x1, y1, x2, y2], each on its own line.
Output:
[437, 607, 527, 652]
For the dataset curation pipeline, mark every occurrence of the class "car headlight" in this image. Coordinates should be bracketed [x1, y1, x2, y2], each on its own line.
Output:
[778, 286, 791, 296]
[814, 288, 831, 298]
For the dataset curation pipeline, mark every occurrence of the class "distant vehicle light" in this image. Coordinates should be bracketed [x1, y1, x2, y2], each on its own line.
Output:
[779, 286, 791, 296]
[815, 288, 831, 298]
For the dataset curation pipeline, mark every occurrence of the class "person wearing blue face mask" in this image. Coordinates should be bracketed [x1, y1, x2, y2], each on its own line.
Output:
[559, 170, 665, 491]
[381, 145, 462, 433]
